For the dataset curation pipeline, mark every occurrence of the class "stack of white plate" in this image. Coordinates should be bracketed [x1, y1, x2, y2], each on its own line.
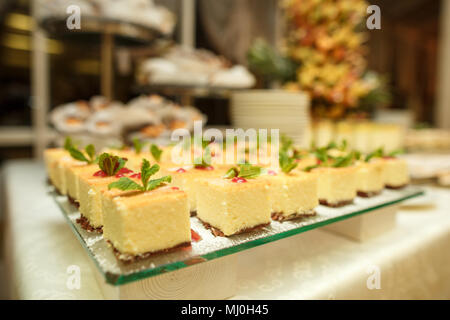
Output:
[230, 90, 311, 147]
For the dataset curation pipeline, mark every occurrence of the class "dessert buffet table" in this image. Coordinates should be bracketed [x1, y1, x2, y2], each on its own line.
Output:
[3, 160, 450, 299]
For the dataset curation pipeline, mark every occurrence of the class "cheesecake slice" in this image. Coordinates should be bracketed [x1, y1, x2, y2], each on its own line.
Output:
[65, 164, 98, 204]
[78, 174, 118, 232]
[160, 164, 229, 215]
[261, 170, 318, 221]
[43, 148, 68, 191]
[101, 186, 191, 261]
[312, 166, 357, 207]
[355, 161, 384, 197]
[56, 155, 88, 196]
[76, 165, 140, 232]
[379, 157, 410, 189]
[196, 177, 271, 236]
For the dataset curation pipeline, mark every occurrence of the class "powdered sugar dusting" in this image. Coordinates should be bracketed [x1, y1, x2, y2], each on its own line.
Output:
[52, 186, 423, 284]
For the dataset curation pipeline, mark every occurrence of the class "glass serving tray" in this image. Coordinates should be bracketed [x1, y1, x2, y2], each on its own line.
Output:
[51, 186, 424, 285]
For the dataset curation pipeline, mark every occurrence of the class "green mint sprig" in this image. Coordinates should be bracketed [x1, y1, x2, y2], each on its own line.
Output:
[98, 153, 126, 176]
[108, 159, 171, 192]
[332, 153, 354, 168]
[303, 164, 319, 172]
[279, 150, 298, 174]
[364, 148, 403, 162]
[64, 137, 96, 164]
[194, 145, 212, 168]
[223, 167, 239, 179]
[314, 147, 330, 164]
[223, 164, 262, 179]
[150, 144, 163, 162]
[280, 134, 293, 152]
[365, 147, 384, 162]
[325, 141, 337, 150]
[339, 139, 348, 151]
[387, 149, 404, 157]
[133, 138, 144, 154]
[238, 163, 262, 178]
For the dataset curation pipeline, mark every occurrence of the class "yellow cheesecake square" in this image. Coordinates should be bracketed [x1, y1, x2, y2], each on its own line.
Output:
[262, 171, 318, 221]
[312, 166, 357, 207]
[101, 187, 191, 256]
[66, 164, 98, 201]
[379, 158, 410, 188]
[43, 148, 68, 189]
[56, 156, 87, 195]
[355, 161, 384, 196]
[78, 174, 118, 229]
[196, 178, 271, 236]
[160, 165, 229, 213]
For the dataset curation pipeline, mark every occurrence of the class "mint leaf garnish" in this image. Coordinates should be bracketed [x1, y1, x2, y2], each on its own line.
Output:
[67, 147, 90, 163]
[314, 148, 329, 164]
[365, 147, 384, 162]
[98, 153, 126, 176]
[133, 138, 144, 154]
[238, 164, 262, 178]
[194, 146, 212, 168]
[108, 177, 144, 191]
[279, 151, 298, 174]
[332, 154, 354, 168]
[64, 137, 96, 164]
[388, 149, 404, 157]
[85, 144, 96, 163]
[150, 144, 163, 162]
[280, 134, 293, 152]
[325, 141, 337, 150]
[293, 148, 306, 160]
[223, 164, 261, 179]
[141, 159, 160, 190]
[339, 140, 348, 151]
[146, 176, 172, 191]
[303, 164, 319, 172]
[108, 158, 171, 192]
[64, 137, 74, 150]
[223, 167, 238, 179]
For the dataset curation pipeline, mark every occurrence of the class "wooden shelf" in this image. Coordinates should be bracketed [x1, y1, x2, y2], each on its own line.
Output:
[0, 126, 56, 147]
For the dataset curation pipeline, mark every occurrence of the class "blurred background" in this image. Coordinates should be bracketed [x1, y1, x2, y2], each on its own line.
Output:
[1, 0, 450, 300]
[0, 0, 448, 162]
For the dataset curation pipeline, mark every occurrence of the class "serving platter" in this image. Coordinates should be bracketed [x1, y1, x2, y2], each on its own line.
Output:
[51, 185, 424, 286]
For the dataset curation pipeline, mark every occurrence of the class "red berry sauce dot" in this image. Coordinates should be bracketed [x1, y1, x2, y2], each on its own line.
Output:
[115, 167, 133, 178]
[93, 170, 107, 177]
[231, 177, 247, 183]
[191, 229, 202, 242]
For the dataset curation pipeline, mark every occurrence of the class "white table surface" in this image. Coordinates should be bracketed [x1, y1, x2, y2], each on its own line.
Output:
[3, 160, 450, 299]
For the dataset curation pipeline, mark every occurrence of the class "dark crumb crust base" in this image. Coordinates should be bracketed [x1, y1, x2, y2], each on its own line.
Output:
[357, 190, 382, 198]
[198, 218, 270, 237]
[271, 210, 316, 222]
[108, 240, 191, 264]
[319, 199, 353, 207]
[76, 214, 103, 233]
[386, 184, 408, 190]
[68, 195, 80, 209]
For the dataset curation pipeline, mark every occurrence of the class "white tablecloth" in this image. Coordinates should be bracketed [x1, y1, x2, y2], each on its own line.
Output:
[3, 160, 450, 299]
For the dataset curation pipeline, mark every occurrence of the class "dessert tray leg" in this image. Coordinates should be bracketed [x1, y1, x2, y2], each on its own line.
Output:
[91, 255, 238, 300]
[321, 204, 399, 242]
